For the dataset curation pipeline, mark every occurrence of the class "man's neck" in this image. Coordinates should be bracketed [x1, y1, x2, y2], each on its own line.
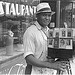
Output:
[41, 26, 47, 30]
[38, 22, 47, 29]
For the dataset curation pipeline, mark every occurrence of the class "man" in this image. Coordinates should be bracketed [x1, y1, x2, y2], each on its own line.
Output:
[23, 2, 68, 75]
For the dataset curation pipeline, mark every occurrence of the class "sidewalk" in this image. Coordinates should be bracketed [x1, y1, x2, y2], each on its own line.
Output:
[0, 44, 24, 68]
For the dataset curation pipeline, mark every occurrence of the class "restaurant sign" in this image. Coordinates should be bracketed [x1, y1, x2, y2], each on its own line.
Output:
[0, 1, 36, 16]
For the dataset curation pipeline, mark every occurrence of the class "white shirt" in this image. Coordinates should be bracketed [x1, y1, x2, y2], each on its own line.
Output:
[23, 21, 55, 75]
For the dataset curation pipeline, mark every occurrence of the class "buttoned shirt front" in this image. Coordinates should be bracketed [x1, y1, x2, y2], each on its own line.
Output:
[23, 21, 48, 60]
[23, 21, 55, 75]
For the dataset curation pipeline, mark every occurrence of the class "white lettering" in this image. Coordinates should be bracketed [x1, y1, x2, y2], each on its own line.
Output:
[29, 6, 33, 15]
[10, 3, 16, 15]
[0, 1, 4, 16]
[20, 4, 25, 16]
[32, 6, 36, 14]
[16, 4, 20, 16]
[5, 2, 10, 16]
[0, 1, 36, 16]
[25, 5, 30, 15]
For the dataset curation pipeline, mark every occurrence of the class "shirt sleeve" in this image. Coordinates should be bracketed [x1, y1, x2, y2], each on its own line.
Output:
[23, 29, 35, 58]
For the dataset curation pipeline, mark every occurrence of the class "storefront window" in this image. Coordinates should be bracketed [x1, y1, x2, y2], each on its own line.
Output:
[72, 2, 75, 28]
[49, 1, 56, 28]
[60, 2, 73, 28]
[0, 22, 4, 47]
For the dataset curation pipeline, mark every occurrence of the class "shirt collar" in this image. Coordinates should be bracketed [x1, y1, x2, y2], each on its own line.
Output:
[34, 21, 42, 30]
[34, 21, 49, 31]
[34, 21, 49, 41]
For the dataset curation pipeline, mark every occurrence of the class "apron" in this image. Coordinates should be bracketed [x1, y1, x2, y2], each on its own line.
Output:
[31, 27, 56, 75]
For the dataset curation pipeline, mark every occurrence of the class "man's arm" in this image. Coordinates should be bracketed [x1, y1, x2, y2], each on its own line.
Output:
[25, 54, 67, 71]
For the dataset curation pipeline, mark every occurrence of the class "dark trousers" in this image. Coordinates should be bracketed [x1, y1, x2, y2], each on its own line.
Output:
[25, 64, 32, 75]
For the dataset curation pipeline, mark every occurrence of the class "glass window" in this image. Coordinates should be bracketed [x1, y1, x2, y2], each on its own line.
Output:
[49, 1, 56, 28]
[60, 2, 73, 28]
[72, 2, 75, 28]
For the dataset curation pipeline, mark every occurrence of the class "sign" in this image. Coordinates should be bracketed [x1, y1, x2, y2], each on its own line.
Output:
[0, 1, 36, 16]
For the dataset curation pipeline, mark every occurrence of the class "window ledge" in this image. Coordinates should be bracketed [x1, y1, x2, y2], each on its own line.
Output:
[0, 50, 24, 64]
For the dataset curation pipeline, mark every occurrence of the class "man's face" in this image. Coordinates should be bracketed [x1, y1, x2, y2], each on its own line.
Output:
[37, 12, 52, 27]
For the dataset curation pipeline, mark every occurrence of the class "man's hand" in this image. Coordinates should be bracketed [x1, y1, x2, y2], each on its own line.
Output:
[49, 61, 69, 71]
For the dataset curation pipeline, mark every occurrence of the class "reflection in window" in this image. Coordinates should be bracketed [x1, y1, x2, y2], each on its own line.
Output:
[60, 2, 73, 28]
[72, 3, 75, 28]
